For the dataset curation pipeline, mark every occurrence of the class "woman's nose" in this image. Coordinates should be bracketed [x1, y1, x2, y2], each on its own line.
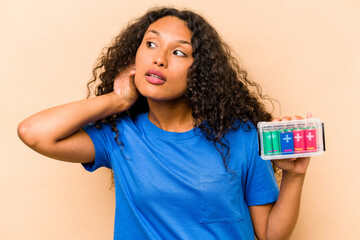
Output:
[153, 51, 168, 67]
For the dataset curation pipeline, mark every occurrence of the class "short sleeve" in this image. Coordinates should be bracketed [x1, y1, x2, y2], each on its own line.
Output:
[81, 122, 116, 172]
[244, 129, 279, 206]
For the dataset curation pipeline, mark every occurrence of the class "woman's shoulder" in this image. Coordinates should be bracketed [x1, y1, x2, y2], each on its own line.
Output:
[232, 120, 257, 133]
[84, 113, 148, 136]
[226, 120, 258, 142]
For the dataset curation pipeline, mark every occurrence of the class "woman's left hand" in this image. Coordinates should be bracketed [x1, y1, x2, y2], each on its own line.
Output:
[271, 113, 312, 175]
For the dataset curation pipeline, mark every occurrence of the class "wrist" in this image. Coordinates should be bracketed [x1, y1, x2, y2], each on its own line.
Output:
[281, 170, 306, 179]
[107, 92, 132, 113]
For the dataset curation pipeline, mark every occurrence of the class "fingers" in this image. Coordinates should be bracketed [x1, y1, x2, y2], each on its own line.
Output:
[272, 113, 313, 122]
[292, 115, 303, 120]
[281, 116, 292, 121]
[129, 65, 136, 74]
[129, 69, 136, 80]
[113, 66, 137, 96]
[130, 69, 136, 76]
[272, 116, 291, 122]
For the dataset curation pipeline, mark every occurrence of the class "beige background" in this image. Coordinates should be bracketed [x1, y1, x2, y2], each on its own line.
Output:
[1, 0, 359, 239]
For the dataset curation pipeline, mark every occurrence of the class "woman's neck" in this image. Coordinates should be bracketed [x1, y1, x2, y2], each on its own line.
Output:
[147, 98, 194, 132]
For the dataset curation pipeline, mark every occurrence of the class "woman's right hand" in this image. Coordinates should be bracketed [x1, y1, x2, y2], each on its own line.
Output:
[113, 65, 139, 110]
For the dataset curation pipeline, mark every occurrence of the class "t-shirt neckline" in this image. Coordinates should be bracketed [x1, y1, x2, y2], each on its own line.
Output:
[140, 112, 198, 140]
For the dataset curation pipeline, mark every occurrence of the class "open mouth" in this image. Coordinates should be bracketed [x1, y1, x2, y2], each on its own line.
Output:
[146, 73, 165, 81]
[145, 69, 166, 84]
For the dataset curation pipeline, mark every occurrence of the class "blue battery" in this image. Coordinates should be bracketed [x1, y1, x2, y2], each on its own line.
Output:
[280, 131, 294, 155]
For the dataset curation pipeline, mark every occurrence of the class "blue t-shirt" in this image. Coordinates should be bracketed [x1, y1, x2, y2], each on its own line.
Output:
[82, 113, 279, 239]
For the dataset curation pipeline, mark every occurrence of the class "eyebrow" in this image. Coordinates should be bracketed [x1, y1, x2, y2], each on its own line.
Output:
[146, 29, 192, 46]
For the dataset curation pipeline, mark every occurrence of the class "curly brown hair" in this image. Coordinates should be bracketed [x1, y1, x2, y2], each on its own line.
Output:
[87, 7, 276, 174]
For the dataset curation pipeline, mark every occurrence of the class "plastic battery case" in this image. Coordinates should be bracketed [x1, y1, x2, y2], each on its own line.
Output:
[257, 118, 325, 160]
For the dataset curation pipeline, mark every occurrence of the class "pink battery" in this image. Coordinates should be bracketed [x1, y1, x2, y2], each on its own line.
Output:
[305, 128, 317, 152]
[292, 129, 305, 153]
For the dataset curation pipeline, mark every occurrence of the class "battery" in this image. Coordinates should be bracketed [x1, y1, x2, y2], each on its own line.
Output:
[257, 118, 325, 160]
[305, 128, 317, 152]
[271, 130, 281, 155]
[280, 131, 294, 154]
[293, 129, 305, 153]
[263, 131, 273, 155]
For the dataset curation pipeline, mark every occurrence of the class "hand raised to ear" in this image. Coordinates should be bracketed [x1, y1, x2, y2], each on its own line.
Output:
[113, 65, 139, 109]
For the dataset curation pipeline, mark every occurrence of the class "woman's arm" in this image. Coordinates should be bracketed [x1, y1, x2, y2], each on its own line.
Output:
[17, 67, 137, 163]
[249, 114, 311, 240]
[249, 166, 308, 240]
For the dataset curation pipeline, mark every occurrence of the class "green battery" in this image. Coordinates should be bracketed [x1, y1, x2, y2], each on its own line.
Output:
[263, 131, 273, 155]
[271, 130, 281, 154]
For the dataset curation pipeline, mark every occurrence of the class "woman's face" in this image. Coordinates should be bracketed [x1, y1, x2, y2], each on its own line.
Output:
[134, 16, 194, 101]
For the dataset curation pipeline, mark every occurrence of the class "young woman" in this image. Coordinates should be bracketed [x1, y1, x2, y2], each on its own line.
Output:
[18, 7, 310, 240]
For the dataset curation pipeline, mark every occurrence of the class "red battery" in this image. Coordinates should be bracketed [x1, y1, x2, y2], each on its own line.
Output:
[292, 129, 305, 153]
[305, 128, 317, 152]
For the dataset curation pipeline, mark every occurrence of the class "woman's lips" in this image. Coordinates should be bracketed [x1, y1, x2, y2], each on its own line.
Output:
[145, 70, 166, 85]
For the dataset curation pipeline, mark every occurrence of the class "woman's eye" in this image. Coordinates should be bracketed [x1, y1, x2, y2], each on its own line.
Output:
[146, 41, 156, 48]
[173, 50, 186, 57]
